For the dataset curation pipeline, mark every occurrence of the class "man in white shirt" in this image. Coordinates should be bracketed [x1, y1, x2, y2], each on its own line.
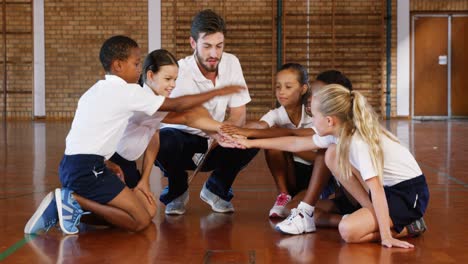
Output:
[156, 9, 258, 214]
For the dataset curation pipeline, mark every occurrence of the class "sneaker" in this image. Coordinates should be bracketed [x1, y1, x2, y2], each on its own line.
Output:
[275, 208, 316, 235]
[55, 188, 88, 235]
[24, 191, 58, 234]
[406, 217, 427, 237]
[200, 183, 234, 213]
[165, 189, 189, 215]
[269, 193, 292, 218]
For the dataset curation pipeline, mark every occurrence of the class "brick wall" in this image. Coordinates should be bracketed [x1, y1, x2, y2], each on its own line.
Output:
[1, 0, 467, 119]
[411, 0, 468, 11]
[283, 0, 385, 115]
[44, 0, 148, 119]
[161, 0, 275, 120]
[0, 0, 33, 119]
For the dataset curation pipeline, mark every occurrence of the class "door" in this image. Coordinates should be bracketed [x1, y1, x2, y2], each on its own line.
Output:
[413, 17, 448, 116]
[451, 16, 468, 116]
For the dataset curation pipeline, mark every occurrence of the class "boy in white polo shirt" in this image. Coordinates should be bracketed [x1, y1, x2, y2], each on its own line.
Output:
[155, 9, 259, 214]
[24, 36, 242, 235]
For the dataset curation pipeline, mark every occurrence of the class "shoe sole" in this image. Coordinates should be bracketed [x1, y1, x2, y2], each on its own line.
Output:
[269, 208, 289, 218]
[275, 224, 316, 235]
[200, 191, 234, 213]
[24, 192, 55, 234]
[55, 188, 79, 235]
[269, 212, 287, 218]
[165, 192, 189, 215]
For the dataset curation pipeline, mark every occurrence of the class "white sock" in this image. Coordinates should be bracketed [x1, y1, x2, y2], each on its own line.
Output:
[298, 201, 315, 216]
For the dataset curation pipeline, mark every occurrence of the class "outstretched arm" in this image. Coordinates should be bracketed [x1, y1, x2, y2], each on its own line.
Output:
[221, 123, 314, 139]
[162, 106, 221, 132]
[158, 85, 244, 112]
[236, 135, 320, 153]
[225, 105, 247, 127]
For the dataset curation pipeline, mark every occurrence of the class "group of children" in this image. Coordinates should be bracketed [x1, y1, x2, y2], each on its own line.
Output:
[23, 32, 429, 249]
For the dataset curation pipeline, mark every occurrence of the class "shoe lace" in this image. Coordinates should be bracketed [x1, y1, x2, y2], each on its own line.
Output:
[285, 208, 302, 222]
[45, 218, 58, 232]
[69, 194, 90, 229]
[71, 209, 90, 228]
[275, 193, 291, 206]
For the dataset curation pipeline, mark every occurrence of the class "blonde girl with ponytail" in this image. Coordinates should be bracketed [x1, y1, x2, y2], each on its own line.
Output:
[235, 84, 429, 248]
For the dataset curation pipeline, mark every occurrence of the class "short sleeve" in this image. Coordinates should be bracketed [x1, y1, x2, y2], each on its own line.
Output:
[260, 109, 279, 127]
[127, 84, 165, 116]
[349, 138, 378, 181]
[312, 134, 336, 148]
[226, 57, 251, 108]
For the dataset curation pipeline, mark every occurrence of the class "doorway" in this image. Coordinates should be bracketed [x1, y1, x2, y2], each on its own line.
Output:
[412, 14, 468, 118]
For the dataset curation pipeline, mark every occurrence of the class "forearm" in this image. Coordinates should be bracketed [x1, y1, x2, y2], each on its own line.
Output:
[369, 181, 393, 240]
[159, 90, 221, 112]
[141, 133, 160, 183]
[184, 107, 221, 132]
[247, 127, 314, 139]
[226, 105, 246, 127]
[248, 136, 318, 152]
[226, 112, 246, 127]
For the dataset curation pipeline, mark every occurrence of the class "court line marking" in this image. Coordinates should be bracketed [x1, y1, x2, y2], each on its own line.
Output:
[0, 234, 37, 261]
[419, 162, 468, 188]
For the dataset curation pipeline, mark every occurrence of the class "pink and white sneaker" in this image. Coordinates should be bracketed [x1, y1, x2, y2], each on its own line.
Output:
[269, 193, 292, 218]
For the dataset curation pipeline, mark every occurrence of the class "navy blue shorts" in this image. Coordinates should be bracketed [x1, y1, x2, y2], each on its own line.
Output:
[292, 161, 336, 199]
[292, 161, 312, 197]
[383, 175, 429, 233]
[109, 152, 141, 189]
[332, 190, 361, 215]
[59, 154, 126, 204]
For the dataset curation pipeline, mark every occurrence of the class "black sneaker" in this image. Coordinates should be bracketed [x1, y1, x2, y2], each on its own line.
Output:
[406, 217, 427, 237]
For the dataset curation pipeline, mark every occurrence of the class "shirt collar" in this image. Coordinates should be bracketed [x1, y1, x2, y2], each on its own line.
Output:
[142, 83, 154, 94]
[105, 74, 128, 84]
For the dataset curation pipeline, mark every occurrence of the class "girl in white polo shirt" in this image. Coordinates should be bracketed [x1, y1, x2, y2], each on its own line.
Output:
[234, 84, 429, 248]
[223, 63, 321, 218]
[110, 49, 230, 210]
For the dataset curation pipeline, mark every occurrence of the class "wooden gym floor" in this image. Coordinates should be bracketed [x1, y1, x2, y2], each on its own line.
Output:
[0, 120, 467, 263]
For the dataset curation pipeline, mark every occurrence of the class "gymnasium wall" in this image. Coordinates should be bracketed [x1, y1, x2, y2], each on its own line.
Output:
[0, 0, 467, 119]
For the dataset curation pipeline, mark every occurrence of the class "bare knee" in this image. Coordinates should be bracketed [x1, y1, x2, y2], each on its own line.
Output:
[338, 219, 359, 243]
[130, 216, 152, 232]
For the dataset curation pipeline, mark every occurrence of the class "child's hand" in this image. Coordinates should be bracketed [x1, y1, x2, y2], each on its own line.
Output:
[105, 160, 125, 183]
[212, 133, 243, 149]
[135, 181, 156, 205]
[216, 85, 245, 96]
[220, 124, 248, 137]
[233, 135, 252, 149]
[381, 237, 414, 249]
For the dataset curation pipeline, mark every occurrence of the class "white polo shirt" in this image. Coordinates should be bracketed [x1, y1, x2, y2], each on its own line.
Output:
[65, 75, 165, 159]
[261, 105, 314, 164]
[115, 84, 169, 161]
[312, 133, 423, 186]
[162, 52, 251, 137]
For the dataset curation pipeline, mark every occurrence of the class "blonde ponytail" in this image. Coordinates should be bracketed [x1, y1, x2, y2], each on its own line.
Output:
[315, 85, 399, 182]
